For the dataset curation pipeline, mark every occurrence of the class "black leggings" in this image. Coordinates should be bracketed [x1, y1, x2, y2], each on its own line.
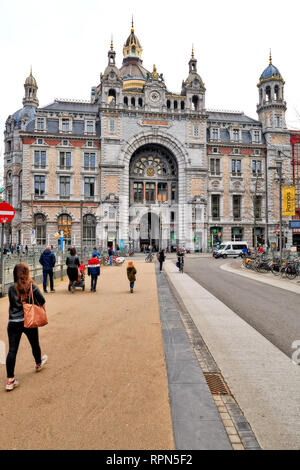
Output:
[6, 322, 42, 378]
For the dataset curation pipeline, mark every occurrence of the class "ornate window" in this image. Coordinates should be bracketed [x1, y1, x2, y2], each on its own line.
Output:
[129, 144, 178, 205]
[34, 214, 46, 245]
[83, 214, 96, 246]
[58, 214, 72, 246]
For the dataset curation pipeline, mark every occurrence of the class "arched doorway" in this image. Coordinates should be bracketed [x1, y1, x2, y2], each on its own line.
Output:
[129, 143, 178, 251]
[140, 212, 160, 252]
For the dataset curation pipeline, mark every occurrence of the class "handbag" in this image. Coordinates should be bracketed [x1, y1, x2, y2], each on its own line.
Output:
[22, 283, 48, 328]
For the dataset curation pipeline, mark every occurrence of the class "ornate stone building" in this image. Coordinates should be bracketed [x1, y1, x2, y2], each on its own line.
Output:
[3, 25, 293, 252]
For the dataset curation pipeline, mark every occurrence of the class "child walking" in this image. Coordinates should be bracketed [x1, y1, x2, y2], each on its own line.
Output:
[88, 253, 100, 292]
[126, 261, 137, 293]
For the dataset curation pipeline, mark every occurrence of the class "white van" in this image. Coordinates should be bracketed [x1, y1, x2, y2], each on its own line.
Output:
[214, 241, 248, 259]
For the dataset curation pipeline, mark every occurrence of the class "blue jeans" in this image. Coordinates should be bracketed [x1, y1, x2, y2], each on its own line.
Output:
[109, 255, 113, 266]
[43, 269, 53, 291]
[130, 282, 134, 289]
[91, 275, 98, 291]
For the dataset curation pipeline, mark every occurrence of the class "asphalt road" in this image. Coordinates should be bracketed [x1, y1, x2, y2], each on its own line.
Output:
[182, 257, 300, 360]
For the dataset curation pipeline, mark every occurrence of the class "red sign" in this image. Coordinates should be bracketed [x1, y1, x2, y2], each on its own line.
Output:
[0, 202, 15, 223]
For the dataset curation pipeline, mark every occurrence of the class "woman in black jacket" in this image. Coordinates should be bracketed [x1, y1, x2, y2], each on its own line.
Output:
[66, 247, 80, 292]
[6, 263, 47, 391]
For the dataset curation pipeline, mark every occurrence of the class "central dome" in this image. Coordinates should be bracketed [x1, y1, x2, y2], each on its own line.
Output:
[123, 22, 143, 60]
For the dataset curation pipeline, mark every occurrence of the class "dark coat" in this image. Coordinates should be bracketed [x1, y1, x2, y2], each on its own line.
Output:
[127, 267, 137, 282]
[39, 250, 56, 271]
[158, 251, 165, 262]
[66, 255, 80, 268]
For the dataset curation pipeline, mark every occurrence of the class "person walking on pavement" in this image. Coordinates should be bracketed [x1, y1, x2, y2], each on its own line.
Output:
[88, 253, 100, 292]
[66, 247, 80, 292]
[108, 247, 114, 266]
[92, 246, 100, 259]
[158, 249, 166, 273]
[127, 261, 137, 293]
[176, 248, 184, 272]
[5, 263, 48, 391]
[39, 245, 56, 293]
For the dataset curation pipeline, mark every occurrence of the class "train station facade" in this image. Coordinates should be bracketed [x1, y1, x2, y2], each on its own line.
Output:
[3, 24, 293, 252]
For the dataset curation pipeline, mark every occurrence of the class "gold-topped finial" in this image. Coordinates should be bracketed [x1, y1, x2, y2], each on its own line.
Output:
[269, 49, 272, 65]
[110, 35, 114, 50]
[30, 65, 33, 76]
[131, 15, 134, 32]
[192, 44, 194, 58]
[152, 64, 158, 79]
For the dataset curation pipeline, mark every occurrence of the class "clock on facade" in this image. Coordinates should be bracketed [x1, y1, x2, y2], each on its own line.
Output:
[150, 91, 160, 103]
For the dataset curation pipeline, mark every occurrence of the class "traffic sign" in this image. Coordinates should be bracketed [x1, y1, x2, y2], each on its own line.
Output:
[0, 202, 15, 224]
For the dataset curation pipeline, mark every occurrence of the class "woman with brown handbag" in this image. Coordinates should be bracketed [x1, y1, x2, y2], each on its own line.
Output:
[5, 263, 48, 391]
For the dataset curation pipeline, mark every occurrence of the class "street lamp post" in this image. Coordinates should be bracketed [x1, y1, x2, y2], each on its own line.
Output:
[268, 165, 283, 263]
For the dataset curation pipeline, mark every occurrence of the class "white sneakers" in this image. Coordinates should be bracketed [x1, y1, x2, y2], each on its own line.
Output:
[35, 354, 48, 372]
[6, 354, 48, 391]
[6, 378, 19, 392]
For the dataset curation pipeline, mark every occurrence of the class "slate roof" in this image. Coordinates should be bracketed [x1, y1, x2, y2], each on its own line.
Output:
[207, 111, 260, 124]
[41, 100, 98, 114]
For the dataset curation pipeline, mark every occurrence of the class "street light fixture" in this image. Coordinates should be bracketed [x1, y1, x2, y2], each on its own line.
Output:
[268, 164, 284, 263]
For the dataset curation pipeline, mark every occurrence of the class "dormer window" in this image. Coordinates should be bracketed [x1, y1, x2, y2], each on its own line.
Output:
[233, 129, 239, 142]
[253, 130, 260, 143]
[211, 128, 218, 141]
[36, 117, 45, 131]
[85, 120, 95, 134]
[61, 118, 71, 133]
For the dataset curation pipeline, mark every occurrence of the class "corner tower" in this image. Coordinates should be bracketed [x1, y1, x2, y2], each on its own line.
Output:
[23, 68, 39, 108]
[257, 52, 286, 132]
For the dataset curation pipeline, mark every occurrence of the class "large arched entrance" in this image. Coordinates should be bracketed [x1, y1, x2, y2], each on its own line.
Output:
[140, 212, 160, 252]
[129, 143, 178, 251]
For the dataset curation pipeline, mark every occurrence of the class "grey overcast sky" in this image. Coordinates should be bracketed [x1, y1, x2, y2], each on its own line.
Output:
[1, 0, 300, 159]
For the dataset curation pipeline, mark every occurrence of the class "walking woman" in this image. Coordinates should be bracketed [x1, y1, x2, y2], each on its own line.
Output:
[6, 263, 47, 391]
[66, 247, 80, 292]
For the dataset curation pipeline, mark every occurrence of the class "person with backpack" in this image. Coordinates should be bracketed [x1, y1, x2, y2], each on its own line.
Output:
[39, 245, 56, 293]
[66, 247, 80, 292]
[6, 263, 47, 391]
[88, 253, 100, 292]
[126, 261, 137, 293]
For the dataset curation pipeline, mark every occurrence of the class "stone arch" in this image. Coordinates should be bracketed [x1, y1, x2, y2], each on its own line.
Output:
[32, 209, 50, 222]
[120, 130, 189, 170]
[55, 209, 75, 222]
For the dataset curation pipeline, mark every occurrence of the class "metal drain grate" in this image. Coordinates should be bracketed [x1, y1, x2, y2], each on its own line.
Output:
[203, 372, 231, 395]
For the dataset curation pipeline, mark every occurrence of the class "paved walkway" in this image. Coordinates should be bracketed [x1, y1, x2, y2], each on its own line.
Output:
[0, 261, 174, 450]
[164, 260, 300, 450]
